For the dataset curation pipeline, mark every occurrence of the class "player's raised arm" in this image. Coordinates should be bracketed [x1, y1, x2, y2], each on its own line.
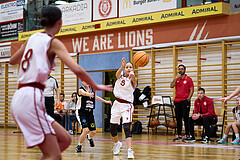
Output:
[116, 57, 126, 79]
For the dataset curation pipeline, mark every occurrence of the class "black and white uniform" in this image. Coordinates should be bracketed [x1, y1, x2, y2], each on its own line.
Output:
[43, 76, 59, 118]
[110, 74, 134, 125]
[11, 32, 56, 148]
[77, 86, 96, 131]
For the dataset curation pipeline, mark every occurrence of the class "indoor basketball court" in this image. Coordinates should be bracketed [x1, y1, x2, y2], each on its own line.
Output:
[1, 0, 240, 160]
[0, 128, 240, 160]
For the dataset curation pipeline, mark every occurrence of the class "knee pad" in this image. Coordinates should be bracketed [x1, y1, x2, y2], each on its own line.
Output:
[110, 124, 118, 137]
[124, 123, 132, 138]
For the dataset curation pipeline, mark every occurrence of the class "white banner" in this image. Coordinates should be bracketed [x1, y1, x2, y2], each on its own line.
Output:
[119, 0, 177, 17]
[93, 0, 117, 21]
[230, 0, 240, 12]
[57, 1, 92, 26]
[0, 45, 11, 58]
[0, 0, 25, 23]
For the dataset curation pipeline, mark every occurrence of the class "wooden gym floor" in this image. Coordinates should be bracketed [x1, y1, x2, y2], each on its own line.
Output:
[0, 128, 240, 160]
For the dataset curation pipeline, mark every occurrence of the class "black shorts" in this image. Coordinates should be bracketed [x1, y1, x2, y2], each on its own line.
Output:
[78, 109, 96, 131]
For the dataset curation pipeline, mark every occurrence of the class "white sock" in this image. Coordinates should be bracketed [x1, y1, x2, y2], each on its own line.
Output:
[88, 134, 92, 139]
[128, 148, 132, 151]
[78, 142, 83, 146]
[223, 134, 228, 138]
[235, 133, 239, 139]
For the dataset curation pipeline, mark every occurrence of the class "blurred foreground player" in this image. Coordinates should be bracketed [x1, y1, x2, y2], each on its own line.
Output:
[10, 6, 112, 159]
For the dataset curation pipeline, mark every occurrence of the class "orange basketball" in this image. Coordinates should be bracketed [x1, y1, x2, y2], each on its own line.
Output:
[148, 119, 160, 128]
[133, 51, 149, 67]
[164, 120, 170, 127]
[169, 120, 177, 128]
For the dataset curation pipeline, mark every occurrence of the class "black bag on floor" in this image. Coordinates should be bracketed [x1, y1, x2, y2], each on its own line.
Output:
[209, 126, 218, 137]
[131, 121, 142, 134]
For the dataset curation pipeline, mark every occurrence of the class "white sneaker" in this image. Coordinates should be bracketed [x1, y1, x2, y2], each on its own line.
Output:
[127, 148, 134, 159]
[68, 130, 73, 135]
[113, 141, 122, 155]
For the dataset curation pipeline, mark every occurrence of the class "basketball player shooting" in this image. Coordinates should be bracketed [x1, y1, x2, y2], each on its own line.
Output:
[9, 6, 112, 160]
[109, 57, 137, 159]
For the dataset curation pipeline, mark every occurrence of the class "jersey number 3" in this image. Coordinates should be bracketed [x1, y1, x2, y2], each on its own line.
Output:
[21, 49, 33, 72]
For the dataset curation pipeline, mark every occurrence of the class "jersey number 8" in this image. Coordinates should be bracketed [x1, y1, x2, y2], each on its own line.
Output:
[21, 49, 33, 72]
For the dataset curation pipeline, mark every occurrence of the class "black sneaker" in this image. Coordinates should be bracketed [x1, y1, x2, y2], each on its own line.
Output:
[75, 145, 82, 153]
[182, 135, 190, 142]
[201, 138, 210, 143]
[173, 136, 182, 141]
[87, 134, 95, 147]
[183, 136, 196, 143]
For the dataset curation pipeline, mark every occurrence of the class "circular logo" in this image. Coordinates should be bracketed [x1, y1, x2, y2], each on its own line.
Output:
[99, 0, 112, 17]
[90, 123, 95, 128]
[183, 80, 187, 84]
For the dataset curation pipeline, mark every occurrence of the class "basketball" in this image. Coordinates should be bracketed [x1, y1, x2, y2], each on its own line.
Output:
[163, 120, 170, 127]
[148, 119, 160, 128]
[168, 120, 177, 128]
[133, 51, 149, 67]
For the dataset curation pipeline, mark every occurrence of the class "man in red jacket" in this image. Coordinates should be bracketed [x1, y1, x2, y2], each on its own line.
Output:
[183, 88, 217, 143]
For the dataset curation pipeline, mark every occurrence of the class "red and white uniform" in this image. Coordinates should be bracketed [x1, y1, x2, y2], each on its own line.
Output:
[11, 32, 56, 148]
[111, 75, 134, 124]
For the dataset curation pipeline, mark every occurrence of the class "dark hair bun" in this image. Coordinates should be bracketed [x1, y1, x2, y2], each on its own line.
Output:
[40, 6, 62, 26]
[40, 17, 50, 26]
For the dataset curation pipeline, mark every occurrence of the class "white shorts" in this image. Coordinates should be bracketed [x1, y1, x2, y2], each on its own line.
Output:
[11, 87, 55, 148]
[110, 100, 134, 125]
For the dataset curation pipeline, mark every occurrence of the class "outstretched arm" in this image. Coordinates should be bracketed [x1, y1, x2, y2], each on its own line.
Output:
[78, 88, 94, 97]
[49, 38, 113, 92]
[95, 95, 112, 105]
[218, 86, 240, 102]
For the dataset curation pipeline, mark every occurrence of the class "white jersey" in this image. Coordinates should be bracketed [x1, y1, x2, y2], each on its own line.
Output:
[113, 75, 134, 103]
[43, 76, 59, 97]
[18, 32, 55, 86]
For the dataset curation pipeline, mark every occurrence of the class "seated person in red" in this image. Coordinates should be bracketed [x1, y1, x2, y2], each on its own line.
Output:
[183, 88, 217, 143]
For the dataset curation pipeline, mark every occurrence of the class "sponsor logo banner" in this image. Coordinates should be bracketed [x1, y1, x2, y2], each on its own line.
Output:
[57, 1, 92, 26]
[0, 0, 25, 23]
[230, 0, 240, 12]
[0, 20, 23, 42]
[119, 0, 177, 17]
[93, 0, 117, 21]
[0, 45, 11, 58]
[19, 2, 229, 41]
[13, 13, 240, 55]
